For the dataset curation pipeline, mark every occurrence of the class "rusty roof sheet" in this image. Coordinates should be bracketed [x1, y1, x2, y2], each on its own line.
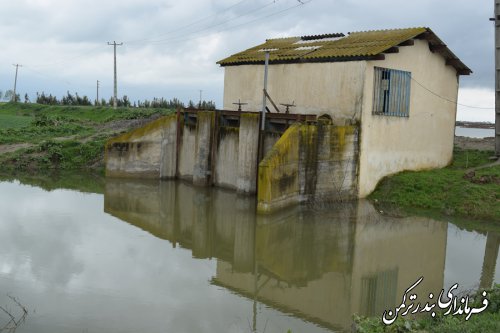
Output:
[217, 27, 471, 75]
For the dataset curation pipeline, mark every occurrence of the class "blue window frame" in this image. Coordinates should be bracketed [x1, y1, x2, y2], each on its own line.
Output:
[372, 67, 411, 117]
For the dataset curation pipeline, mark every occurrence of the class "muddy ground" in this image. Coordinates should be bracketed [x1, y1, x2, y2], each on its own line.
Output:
[454, 136, 495, 151]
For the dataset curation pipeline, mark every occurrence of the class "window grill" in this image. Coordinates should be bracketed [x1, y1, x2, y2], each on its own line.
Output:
[372, 67, 411, 117]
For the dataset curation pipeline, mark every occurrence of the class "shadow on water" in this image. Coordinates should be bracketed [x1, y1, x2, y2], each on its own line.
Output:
[103, 178, 496, 332]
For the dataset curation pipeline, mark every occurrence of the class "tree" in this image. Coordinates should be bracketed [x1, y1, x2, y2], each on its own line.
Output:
[24, 93, 30, 103]
[3, 90, 13, 101]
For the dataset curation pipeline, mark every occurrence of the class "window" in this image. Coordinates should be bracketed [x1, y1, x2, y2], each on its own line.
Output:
[372, 67, 411, 117]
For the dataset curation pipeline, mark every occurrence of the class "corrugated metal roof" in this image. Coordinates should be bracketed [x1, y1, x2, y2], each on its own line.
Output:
[217, 27, 471, 75]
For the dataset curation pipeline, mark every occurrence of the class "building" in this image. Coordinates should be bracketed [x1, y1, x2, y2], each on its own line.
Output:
[217, 27, 471, 197]
[105, 27, 471, 213]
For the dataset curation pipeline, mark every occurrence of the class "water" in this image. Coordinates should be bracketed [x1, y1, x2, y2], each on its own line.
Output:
[0, 178, 499, 333]
[455, 126, 495, 138]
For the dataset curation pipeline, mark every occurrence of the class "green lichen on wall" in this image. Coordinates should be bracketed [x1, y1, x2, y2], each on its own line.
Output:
[240, 113, 259, 120]
[258, 123, 301, 207]
[196, 111, 215, 126]
[329, 124, 356, 156]
[300, 124, 318, 197]
[258, 121, 360, 213]
[105, 114, 177, 167]
[106, 114, 177, 146]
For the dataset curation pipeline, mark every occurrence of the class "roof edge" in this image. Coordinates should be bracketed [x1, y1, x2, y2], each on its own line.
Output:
[216, 27, 472, 75]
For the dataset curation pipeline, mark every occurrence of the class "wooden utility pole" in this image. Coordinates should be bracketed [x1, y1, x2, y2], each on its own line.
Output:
[107, 41, 123, 109]
[12, 64, 22, 102]
[494, 1, 500, 156]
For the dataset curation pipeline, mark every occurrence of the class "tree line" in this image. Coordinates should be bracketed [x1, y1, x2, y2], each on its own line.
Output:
[0, 90, 216, 110]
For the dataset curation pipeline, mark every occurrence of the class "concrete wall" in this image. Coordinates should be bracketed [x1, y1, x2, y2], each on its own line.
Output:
[106, 111, 264, 194]
[222, 62, 366, 122]
[177, 124, 196, 180]
[106, 111, 360, 210]
[236, 113, 260, 193]
[358, 39, 459, 197]
[213, 114, 281, 193]
[105, 114, 178, 179]
[213, 127, 239, 190]
[257, 122, 359, 213]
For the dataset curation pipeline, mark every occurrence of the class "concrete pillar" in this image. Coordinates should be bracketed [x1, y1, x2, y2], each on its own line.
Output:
[237, 113, 260, 193]
[193, 112, 215, 186]
[160, 115, 178, 179]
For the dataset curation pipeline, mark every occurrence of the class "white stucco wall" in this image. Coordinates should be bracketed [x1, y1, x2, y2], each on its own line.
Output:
[358, 39, 459, 197]
[222, 61, 366, 122]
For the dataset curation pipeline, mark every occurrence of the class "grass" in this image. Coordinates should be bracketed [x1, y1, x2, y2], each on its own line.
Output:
[0, 113, 33, 129]
[353, 284, 500, 333]
[0, 102, 174, 171]
[370, 148, 500, 222]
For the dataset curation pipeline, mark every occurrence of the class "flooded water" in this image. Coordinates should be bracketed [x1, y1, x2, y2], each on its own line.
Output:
[455, 126, 495, 138]
[0, 178, 499, 333]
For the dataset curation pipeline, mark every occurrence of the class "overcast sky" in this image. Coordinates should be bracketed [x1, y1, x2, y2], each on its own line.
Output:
[0, 0, 495, 121]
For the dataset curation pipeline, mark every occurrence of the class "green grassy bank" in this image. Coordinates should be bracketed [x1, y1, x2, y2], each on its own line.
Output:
[353, 284, 500, 333]
[370, 148, 500, 222]
[0, 102, 173, 172]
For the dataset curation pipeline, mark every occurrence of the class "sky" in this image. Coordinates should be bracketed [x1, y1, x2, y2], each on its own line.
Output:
[0, 0, 495, 122]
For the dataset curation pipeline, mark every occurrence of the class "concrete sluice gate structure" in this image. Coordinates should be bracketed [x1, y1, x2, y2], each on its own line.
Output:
[105, 108, 360, 213]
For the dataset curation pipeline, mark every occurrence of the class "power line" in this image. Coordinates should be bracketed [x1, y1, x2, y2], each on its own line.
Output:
[125, 0, 250, 44]
[19, 0, 309, 72]
[147, 0, 312, 46]
[31, 44, 104, 69]
[129, 0, 280, 46]
[23, 65, 72, 85]
[410, 75, 495, 110]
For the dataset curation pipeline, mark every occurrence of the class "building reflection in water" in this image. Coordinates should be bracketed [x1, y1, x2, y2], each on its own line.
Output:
[104, 179, 449, 331]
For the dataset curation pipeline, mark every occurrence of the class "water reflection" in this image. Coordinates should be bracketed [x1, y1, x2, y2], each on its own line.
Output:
[104, 179, 451, 331]
[480, 233, 500, 290]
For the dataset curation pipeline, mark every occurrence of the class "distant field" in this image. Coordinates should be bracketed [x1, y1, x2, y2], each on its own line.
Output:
[0, 113, 33, 129]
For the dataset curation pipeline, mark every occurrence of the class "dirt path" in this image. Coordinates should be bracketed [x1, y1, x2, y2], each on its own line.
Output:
[0, 143, 34, 154]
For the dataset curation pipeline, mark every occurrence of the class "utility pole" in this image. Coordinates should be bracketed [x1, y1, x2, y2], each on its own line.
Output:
[261, 51, 270, 132]
[494, 1, 500, 156]
[96, 80, 100, 105]
[12, 64, 22, 102]
[199, 89, 203, 108]
[257, 51, 270, 164]
[107, 41, 123, 109]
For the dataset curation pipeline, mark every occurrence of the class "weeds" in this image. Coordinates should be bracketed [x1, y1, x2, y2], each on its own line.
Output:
[370, 148, 500, 222]
[353, 285, 500, 333]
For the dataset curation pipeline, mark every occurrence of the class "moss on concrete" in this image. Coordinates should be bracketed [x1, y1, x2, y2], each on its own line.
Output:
[106, 114, 177, 145]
